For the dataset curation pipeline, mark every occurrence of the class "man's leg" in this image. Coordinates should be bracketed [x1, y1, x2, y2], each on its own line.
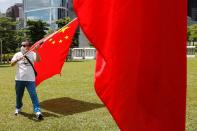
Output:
[15, 81, 25, 110]
[26, 81, 41, 113]
[26, 81, 43, 120]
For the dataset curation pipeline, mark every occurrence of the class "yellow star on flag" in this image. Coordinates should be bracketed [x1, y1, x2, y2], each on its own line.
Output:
[49, 38, 53, 42]
[59, 39, 63, 43]
[60, 26, 70, 33]
[65, 35, 69, 40]
[52, 41, 56, 44]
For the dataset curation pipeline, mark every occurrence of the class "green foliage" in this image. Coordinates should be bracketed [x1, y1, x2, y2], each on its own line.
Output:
[0, 18, 49, 54]
[72, 30, 80, 48]
[26, 20, 49, 44]
[46, 28, 56, 36]
[0, 53, 14, 63]
[188, 24, 197, 42]
[56, 17, 79, 47]
[56, 17, 72, 28]
[15, 29, 27, 49]
[0, 17, 18, 53]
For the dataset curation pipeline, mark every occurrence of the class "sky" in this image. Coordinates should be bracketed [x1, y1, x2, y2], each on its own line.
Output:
[0, 0, 22, 13]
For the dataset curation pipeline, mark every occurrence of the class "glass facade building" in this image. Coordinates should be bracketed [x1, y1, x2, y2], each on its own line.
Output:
[23, 0, 68, 29]
[188, 0, 197, 21]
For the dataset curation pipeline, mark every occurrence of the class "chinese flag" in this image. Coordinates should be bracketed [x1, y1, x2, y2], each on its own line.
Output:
[74, 0, 186, 131]
[32, 18, 78, 86]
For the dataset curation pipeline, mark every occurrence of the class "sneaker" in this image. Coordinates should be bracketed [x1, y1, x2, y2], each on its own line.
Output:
[15, 108, 21, 116]
[35, 112, 44, 120]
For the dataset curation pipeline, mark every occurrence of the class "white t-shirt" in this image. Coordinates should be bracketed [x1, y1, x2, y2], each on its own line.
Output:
[11, 51, 37, 81]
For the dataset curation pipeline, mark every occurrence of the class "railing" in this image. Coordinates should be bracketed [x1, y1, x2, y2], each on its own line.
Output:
[67, 46, 196, 60]
[67, 48, 96, 61]
[187, 46, 195, 58]
[1, 46, 195, 64]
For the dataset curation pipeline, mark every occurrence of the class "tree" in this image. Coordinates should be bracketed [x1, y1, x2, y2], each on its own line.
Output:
[15, 29, 27, 51]
[0, 17, 18, 53]
[26, 20, 49, 44]
[56, 17, 71, 28]
[56, 17, 79, 47]
[188, 24, 197, 45]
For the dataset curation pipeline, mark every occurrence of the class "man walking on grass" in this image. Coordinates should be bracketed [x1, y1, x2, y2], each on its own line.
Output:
[11, 40, 43, 120]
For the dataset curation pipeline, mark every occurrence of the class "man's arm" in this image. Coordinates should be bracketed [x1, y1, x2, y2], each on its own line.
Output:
[35, 44, 41, 62]
[11, 53, 23, 66]
[10, 57, 23, 66]
[10, 60, 17, 66]
[35, 51, 40, 62]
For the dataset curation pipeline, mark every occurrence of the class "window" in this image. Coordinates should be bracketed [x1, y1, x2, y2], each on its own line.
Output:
[51, 0, 66, 7]
[25, 0, 51, 10]
[26, 9, 50, 22]
[51, 8, 66, 22]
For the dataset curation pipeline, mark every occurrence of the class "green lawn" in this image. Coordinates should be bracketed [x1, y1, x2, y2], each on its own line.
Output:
[0, 61, 118, 131]
[0, 59, 196, 131]
[187, 58, 197, 131]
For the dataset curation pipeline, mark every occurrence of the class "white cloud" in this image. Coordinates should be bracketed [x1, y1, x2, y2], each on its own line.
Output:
[0, 0, 8, 2]
[0, 0, 22, 13]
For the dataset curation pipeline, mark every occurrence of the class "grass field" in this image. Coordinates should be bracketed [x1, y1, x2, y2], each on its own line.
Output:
[0, 59, 196, 131]
[187, 58, 197, 131]
[0, 60, 118, 131]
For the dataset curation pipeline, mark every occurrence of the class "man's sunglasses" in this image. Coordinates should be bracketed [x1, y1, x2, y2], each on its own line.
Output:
[21, 45, 29, 47]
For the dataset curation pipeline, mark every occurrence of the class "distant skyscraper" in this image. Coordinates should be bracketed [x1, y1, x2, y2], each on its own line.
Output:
[23, 0, 67, 29]
[188, 0, 197, 21]
[6, 3, 23, 21]
[6, 3, 24, 29]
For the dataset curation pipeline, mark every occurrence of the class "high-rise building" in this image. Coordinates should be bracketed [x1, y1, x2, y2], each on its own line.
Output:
[23, 0, 68, 29]
[66, 0, 76, 19]
[6, 3, 24, 29]
[6, 3, 23, 21]
[188, 0, 197, 21]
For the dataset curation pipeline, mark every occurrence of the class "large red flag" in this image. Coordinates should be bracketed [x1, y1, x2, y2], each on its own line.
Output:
[74, 0, 186, 131]
[32, 18, 78, 86]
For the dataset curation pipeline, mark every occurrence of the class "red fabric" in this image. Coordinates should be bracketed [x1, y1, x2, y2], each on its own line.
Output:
[31, 19, 78, 86]
[74, 0, 186, 131]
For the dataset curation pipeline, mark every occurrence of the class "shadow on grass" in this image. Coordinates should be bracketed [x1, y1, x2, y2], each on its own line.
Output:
[40, 97, 104, 116]
[20, 112, 59, 122]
